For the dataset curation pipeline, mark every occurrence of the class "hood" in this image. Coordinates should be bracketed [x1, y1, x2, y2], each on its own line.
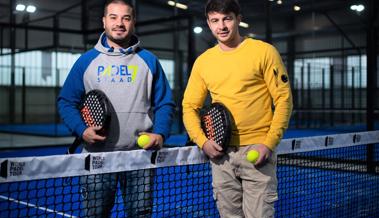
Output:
[94, 32, 140, 56]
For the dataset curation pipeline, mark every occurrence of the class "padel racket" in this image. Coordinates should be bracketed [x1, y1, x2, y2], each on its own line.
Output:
[200, 102, 232, 152]
[66, 89, 111, 154]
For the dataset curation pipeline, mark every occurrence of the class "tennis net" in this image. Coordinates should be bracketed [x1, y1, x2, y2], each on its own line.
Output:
[0, 131, 378, 217]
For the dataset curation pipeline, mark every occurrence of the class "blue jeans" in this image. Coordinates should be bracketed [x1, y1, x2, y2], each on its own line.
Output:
[80, 169, 153, 217]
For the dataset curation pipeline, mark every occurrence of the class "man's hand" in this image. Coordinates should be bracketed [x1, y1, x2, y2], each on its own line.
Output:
[253, 144, 272, 166]
[82, 126, 106, 144]
[202, 140, 224, 159]
[139, 132, 163, 150]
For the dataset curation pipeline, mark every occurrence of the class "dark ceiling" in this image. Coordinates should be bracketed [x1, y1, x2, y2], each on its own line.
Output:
[0, 0, 374, 50]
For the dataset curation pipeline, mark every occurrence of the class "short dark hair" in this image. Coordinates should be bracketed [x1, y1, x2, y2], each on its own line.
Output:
[205, 0, 241, 18]
[104, 0, 136, 18]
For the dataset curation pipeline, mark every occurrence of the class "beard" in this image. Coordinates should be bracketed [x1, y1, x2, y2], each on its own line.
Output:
[105, 28, 133, 47]
[106, 34, 131, 44]
[109, 34, 130, 44]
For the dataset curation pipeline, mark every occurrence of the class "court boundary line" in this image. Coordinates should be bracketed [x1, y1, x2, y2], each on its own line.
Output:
[0, 195, 77, 218]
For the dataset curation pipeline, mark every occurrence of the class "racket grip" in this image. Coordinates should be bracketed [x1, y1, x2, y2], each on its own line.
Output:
[66, 137, 81, 154]
[97, 127, 106, 136]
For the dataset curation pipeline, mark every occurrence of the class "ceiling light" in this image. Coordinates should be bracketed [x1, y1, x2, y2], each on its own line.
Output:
[193, 26, 203, 34]
[350, 4, 365, 12]
[277, 0, 283, 5]
[167, 1, 188, 10]
[294, 5, 301, 11]
[356, 5, 364, 12]
[16, 4, 26, 11]
[239, 22, 249, 28]
[26, 5, 36, 13]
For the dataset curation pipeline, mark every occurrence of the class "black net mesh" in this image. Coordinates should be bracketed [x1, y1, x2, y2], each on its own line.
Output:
[1, 132, 378, 218]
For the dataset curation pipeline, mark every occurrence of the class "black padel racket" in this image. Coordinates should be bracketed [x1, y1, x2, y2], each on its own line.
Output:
[66, 89, 111, 154]
[200, 102, 232, 152]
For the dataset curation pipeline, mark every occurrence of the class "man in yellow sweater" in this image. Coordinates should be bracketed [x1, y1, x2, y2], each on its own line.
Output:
[182, 0, 293, 217]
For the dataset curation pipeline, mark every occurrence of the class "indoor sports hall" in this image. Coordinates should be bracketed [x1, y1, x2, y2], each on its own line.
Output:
[0, 0, 378, 217]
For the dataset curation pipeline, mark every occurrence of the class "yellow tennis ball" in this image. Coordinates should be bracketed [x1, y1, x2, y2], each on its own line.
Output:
[246, 150, 260, 164]
[137, 135, 150, 148]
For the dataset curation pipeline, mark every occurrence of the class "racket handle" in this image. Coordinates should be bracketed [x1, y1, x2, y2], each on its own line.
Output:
[66, 137, 81, 154]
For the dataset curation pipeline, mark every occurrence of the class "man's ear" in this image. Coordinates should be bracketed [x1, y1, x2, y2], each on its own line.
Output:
[102, 17, 106, 29]
[237, 15, 242, 24]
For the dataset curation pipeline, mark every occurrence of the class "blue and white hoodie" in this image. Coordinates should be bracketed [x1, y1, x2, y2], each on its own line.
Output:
[57, 33, 175, 152]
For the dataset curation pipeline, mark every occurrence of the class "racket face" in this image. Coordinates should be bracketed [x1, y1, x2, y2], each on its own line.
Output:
[79, 90, 110, 129]
[201, 103, 231, 151]
[67, 90, 110, 154]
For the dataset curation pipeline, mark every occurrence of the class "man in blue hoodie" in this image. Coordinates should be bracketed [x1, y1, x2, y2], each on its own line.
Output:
[57, 0, 175, 216]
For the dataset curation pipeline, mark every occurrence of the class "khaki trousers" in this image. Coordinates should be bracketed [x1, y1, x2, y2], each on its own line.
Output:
[210, 145, 278, 218]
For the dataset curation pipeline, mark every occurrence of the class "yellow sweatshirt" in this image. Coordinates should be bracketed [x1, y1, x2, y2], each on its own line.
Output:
[182, 38, 293, 151]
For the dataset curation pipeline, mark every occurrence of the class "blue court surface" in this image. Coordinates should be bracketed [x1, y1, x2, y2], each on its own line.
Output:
[0, 124, 72, 137]
[0, 128, 378, 217]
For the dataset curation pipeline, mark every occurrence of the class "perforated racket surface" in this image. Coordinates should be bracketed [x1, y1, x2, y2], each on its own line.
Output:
[80, 90, 110, 132]
[66, 89, 111, 154]
[200, 103, 232, 152]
